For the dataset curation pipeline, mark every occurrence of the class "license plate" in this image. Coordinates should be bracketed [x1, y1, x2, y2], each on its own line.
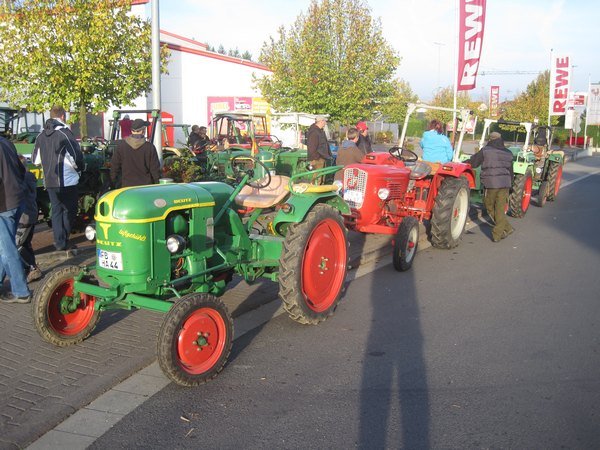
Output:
[97, 249, 123, 271]
[343, 189, 364, 204]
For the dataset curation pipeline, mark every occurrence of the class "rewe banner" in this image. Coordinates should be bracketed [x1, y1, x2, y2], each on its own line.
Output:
[489, 85, 500, 117]
[548, 54, 571, 116]
[587, 83, 600, 126]
[457, 0, 487, 91]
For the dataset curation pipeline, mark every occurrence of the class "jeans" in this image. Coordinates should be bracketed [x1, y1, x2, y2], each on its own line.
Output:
[0, 207, 30, 297]
[47, 185, 78, 250]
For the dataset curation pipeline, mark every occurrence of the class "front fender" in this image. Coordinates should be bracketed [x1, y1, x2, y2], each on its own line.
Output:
[512, 161, 530, 175]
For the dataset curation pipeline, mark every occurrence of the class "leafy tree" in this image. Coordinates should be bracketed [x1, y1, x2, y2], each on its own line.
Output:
[241, 51, 252, 61]
[501, 71, 560, 131]
[228, 48, 241, 58]
[378, 78, 418, 124]
[426, 86, 476, 125]
[255, 0, 400, 124]
[218, 44, 226, 55]
[0, 0, 169, 137]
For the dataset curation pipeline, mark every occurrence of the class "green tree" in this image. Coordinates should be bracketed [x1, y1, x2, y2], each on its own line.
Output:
[427, 86, 476, 124]
[378, 78, 418, 124]
[0, 0, 169, 137]
[255, 0, 400, 124]
[241, 50, 252, 61]
[502, 71, 560, 130]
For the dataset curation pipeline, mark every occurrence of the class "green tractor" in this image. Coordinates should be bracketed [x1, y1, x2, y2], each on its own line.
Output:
[477, 119, 564, 216]
[32, 161, 349, 386]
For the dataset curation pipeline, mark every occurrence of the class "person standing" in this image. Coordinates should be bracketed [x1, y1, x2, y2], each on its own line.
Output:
[307, 115, 332, 170]
[110, 118, 161, 188]
[120, 114, 133, 139]
[0, 136, 31, 304]
[334, 127, 364, 181]
[420, 119, 453, 163]
[356, 121, 373, 154]
[187, 125, 210, 152]
[467, 131, 515, 242]
[16, 155, 42, 282]
[32, 105, 83, 252]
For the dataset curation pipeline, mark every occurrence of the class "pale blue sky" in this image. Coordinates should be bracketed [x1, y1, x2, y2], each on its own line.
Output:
[160, 0, 599, 102]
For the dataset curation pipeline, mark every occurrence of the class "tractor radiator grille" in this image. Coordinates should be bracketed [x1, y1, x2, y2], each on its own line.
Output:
[387, 182, 405, 199]
[343, 168, 368, 209]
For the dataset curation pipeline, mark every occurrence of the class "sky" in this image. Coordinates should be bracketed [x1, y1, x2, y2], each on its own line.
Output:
[160, 0, 599, 103]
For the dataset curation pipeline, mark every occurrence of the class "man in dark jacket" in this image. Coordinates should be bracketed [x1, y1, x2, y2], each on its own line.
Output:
[307, 115, 332, 170]
[467, 132, 515, 242]
[32, 105, 83, 252]
[0, 136, 31, 303]
[110, 118, 161, 188]
[356, 121, 373, 154]
[334, 128, 364, 181]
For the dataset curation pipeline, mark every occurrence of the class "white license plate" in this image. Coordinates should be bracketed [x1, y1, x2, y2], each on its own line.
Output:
[343, 189, 364, 204]
[97, 249, 123, 271]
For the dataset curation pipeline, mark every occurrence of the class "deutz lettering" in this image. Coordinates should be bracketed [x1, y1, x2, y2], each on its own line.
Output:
[173, 198, 192, 204]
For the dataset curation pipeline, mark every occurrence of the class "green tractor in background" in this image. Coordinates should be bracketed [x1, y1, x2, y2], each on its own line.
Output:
[478, 119, 564, 217]
[32, 160, 349, 386]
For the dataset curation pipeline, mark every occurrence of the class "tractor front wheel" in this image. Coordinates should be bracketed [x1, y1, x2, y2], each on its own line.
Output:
[509, 172, 533, 218]
[430, 177, 470, 249]
[157, 293, 233, 386]
[279, 204, 348, 324]
[538, 181, 549, 207]
[32, 265, 100, 346]
[393, 217, 419, 272]
[546, 161, 563, 201]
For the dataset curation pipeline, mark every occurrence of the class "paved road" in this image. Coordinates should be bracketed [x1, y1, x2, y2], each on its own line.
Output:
[83, 157, 599, 448]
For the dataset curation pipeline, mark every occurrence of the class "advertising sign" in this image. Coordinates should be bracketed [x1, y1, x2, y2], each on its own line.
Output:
[457, 0, 487, 91]
[586, 83, 600, 126]
[548, 55, 571, 116]
[489, 85, 500, 117]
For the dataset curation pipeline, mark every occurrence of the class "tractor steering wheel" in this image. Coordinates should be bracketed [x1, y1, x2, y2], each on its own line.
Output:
[389, 146, 419, 163]
[230, 155, 272, 189]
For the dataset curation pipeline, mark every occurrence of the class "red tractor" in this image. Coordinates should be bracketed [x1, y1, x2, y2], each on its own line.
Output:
[341, 104, 476, 271]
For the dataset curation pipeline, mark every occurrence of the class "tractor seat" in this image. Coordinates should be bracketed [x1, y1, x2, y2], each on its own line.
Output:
[235, 175, 291, 209]
[409, 161, 437, 180]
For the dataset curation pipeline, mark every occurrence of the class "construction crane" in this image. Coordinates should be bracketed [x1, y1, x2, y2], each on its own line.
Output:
[479, 70, 543, 76]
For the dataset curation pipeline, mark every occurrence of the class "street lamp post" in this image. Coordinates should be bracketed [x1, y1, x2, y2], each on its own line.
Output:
[433, 42, 445, 90]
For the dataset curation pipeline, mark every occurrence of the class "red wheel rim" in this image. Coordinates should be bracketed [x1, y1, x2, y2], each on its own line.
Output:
[301, 218, 347, 312]
[522, 175, 533, 211]
[47, 279, 96, 336]
[177, 307, 227, 375]
[554, 165, 563, 196]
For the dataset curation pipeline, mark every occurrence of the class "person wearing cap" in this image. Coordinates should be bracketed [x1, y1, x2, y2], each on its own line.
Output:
[356, 121, 372, 154]
[420, 119, 453, 163]
[467, 131, 515, 242]
[32, 105, 83, 252]
[110, 118, 161, 188]
[306, 115, 332, 174]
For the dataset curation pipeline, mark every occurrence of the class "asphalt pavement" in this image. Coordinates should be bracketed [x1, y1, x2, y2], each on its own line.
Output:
[0, 143, 593, 449]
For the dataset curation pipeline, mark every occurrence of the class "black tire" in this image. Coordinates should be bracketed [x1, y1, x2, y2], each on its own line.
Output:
[509, 172, 533, 218]
[430, 177, 470, 249]
[279, 204, 348, 325]
[157, 293, 233, 386]
[393, 217, 419, 272]
[32, 265, 101, 346]
[546, 161, 563, 201]
[538, 181, 548, 207]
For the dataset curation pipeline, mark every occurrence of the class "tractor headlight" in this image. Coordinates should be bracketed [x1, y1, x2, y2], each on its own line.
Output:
[333, 180, 343, 193]
[377, 188, 390, 200]
[166, 235, 186, 254]
[281, 203, 294, 214]
[84, 225, 96, 241]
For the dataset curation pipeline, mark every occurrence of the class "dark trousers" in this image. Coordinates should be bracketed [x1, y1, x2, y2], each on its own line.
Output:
[16, 224, 37, 269]
[484, 188, 513, 241]
[47, 185, 78, 250]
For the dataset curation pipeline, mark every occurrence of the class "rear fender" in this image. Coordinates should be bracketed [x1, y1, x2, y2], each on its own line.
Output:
[272, 192, 348, 236]
[435, 163, 476, 189]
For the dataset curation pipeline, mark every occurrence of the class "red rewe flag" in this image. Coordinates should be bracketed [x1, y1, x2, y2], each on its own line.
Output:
[457, 0, 487, 91]
[549, 55, 571, 116]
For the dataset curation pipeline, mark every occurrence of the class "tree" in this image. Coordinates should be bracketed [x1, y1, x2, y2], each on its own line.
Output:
[426, 86, 478, 125]
[502, 71, 560, 130]
[241, 51, 252, 61]
[218, 44, 226, 55]
[255, 0, 400, 124]
[378, 78, 418, 124]
[0, 0, 169, 137]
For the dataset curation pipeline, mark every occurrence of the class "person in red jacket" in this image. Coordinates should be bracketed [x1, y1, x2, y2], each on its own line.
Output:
[110, 118, 160, 188]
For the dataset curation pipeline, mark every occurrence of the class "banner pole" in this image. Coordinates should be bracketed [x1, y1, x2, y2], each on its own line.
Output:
[583, 75, 590, 149]
[453, 0, 459, 133]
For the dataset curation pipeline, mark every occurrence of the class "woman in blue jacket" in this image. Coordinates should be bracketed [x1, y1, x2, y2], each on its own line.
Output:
[420, 119, 453, 163]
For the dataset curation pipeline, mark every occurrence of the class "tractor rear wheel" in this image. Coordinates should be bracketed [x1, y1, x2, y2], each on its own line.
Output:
[509, 172, 533, 218]
[430, 177, 470, 249]
[32, 265, 100, 346]
[393, 217, 419, 272]
[546, 161, 563, 201]
[279, 204, 348, 324]
[157, 293, 233, 386]
[538, 181, 548, 207]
